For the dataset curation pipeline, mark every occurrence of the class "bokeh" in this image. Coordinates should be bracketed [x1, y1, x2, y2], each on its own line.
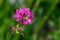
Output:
[0, 0, 60, 40]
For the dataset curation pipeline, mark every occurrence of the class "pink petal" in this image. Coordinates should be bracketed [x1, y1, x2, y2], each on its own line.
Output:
[13, 14, 17, 18]
[23, 21, 28, 24]
[24, 7, 30, 12]
[27, 8, 30, 11]
[27, 18, 32, 24]
[16, 18, 19, 21]
[19, 8, 24, 14]
[20, 20, 28, 24]
[24, 11, 31, 15]
[16, 9, 19, 14]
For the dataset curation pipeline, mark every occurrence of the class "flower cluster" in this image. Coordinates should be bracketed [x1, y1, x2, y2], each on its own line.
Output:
[13, 7, 34, 24]
[9, 7, 34, 34]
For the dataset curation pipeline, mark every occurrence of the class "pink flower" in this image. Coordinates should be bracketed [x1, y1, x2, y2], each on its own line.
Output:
[13, 7, 34, 25]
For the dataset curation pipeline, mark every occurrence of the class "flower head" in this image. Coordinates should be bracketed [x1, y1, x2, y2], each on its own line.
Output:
[13, 7, 34, 25]
[9, 26, 14, 30]
[9, 25, 23, 34]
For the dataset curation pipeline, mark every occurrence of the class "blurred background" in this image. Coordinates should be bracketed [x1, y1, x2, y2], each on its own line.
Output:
[0, 0, 60, 40]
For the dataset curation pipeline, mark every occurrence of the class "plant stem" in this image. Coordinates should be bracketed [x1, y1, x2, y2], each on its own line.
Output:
[21, 25, 24, 39]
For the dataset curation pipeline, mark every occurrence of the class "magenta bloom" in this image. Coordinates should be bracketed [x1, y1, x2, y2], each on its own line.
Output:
[13, 7, 34, 24]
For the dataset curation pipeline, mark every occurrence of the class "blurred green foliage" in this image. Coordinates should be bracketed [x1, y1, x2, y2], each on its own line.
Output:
[0, 0, 60, 40]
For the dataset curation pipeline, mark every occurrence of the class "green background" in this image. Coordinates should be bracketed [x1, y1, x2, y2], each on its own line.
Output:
[0, 0, 60, 40]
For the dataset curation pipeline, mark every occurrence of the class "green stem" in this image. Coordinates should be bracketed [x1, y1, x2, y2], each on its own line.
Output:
[21, 25, 24, 38]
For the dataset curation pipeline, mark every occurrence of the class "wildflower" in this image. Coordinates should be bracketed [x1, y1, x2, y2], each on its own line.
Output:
[9, 25, 23, 34]
[13, 7, 34, 24]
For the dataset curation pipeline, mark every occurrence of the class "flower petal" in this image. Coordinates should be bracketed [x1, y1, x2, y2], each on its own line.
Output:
[16, 9, 19, 14]
[27, 18, 32, 24]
